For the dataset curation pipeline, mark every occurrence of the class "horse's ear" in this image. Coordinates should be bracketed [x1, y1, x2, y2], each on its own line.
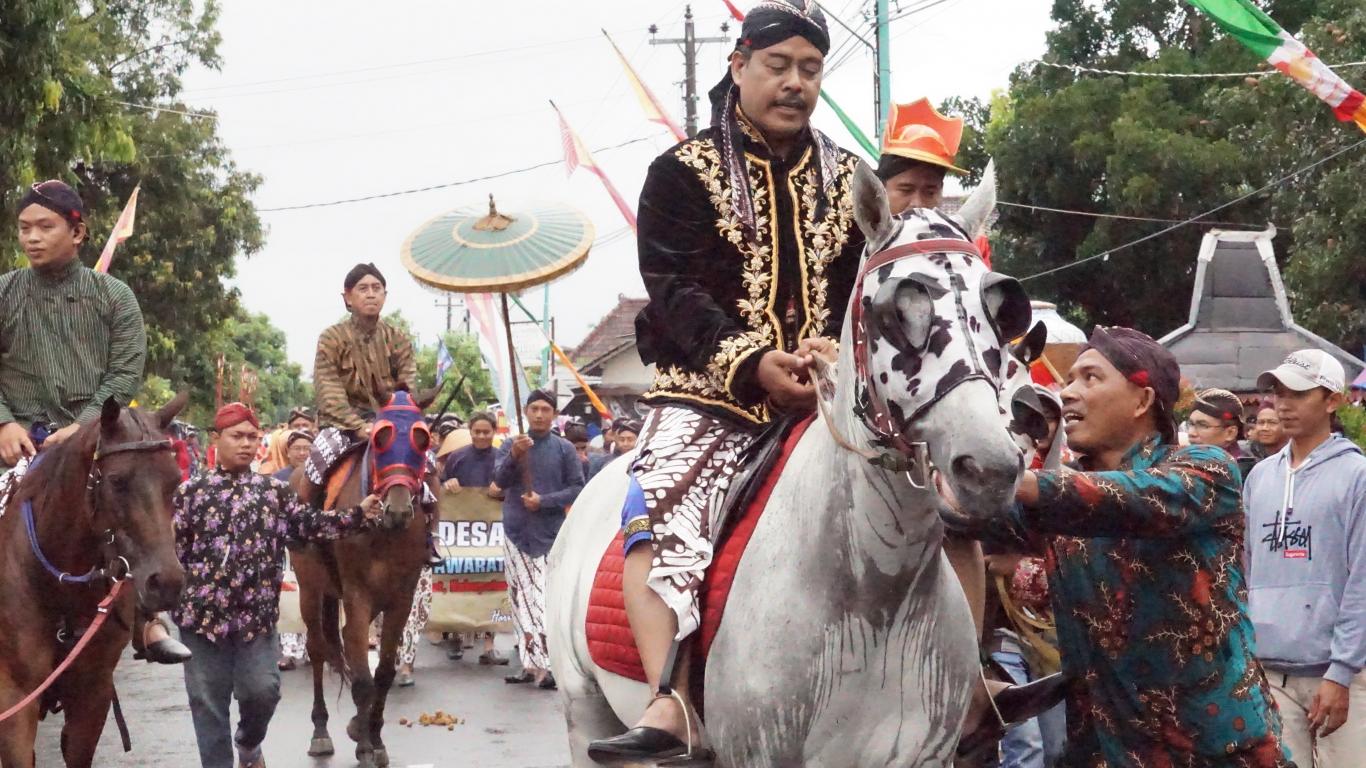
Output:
[954, 158, 996, 240]
[100, 397, 122, 432]
[852, 159, 896, 252]
[415, 385, 442, 410]
[156, 391, 191, 430]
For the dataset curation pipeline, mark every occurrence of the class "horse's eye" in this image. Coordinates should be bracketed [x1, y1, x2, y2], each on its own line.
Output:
[411, 425, 431, 452]
[872, 276, 935, 352]
[981, 272, 1031, 343]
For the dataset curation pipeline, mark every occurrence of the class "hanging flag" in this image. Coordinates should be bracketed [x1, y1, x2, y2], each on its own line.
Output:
[553, 101, 639, 231]
[435, 339, 453, 385]
[603, 30, 687, 143]
[465, 292, 527, 434]
[819, 90, 879, 158]
[94, 184, 140, 273]
[1185, 0, 1366, 131]
[720, 0, 745, 22]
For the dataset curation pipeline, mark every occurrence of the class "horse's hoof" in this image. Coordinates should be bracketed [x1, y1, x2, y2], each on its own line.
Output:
[373, 747, 389, 767]
[307, 736, 334, 756]
[356, 749, 377, 768]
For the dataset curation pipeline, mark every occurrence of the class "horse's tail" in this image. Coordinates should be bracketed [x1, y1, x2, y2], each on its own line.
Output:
[320, 594, 350, 684]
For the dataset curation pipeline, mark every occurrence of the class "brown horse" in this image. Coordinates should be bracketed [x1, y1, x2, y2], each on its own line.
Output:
[290, 387, 439, 768]
[0, 394, 189, 768]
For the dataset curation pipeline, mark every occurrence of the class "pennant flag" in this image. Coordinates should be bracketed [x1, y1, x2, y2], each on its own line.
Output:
[819, 90, 879, 158]
[94, 184, 140, 273]
[507, 293, 612, 419]
[604, 30, 687, 143]
[720, 0, 745, 22]
[435, 339, 453, 385]
[553, 101, 639, 231]
[465, 292, 528, 434]
[1186, 0, 1366, 131]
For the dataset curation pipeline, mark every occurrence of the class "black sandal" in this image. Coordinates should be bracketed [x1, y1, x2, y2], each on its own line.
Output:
[503, 671, 534, 684]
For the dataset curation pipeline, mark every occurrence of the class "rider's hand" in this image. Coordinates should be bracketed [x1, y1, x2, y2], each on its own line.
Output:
[757, 350, 816, 411]
[511, 434, 533, 459]
[984, 554, 1025, 579]
[442, 478, 461, 493]
[794, 338, 838, 370]
[1309, 678, 1350, 737]
[358, 494, 382, 521]
[357, 423, 372, 441]
[43, 423, 81, 448]
[522, 491, 541, 512]
[1014, 470, 1040, 506]
[0, 423, 35, 465]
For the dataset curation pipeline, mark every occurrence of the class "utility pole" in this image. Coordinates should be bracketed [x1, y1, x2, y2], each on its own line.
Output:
[874, 0, 891, 138]
[650, 5, 732, 138]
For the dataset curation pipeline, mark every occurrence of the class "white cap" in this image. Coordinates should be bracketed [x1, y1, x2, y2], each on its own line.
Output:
[1257, 349, 1346, 393]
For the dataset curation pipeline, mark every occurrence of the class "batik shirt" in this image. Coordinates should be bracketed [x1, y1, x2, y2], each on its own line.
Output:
[172, 468, 373, 642]
[0, 261, 145, 430]
[1015, 437, 1289, 767]
[313, 316, 417, 431]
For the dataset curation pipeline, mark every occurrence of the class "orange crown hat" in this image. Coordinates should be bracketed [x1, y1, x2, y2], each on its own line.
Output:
[881, 98, 967, 175]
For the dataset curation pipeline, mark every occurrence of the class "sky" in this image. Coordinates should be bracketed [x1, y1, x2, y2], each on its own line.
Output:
[178, 0, 1057, 371]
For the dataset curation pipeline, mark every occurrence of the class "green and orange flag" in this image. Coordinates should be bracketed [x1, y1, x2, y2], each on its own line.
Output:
[1186, 0, 1366, 131]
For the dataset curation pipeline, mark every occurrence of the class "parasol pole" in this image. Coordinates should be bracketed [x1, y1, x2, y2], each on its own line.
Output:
[501, 292, 534, 491]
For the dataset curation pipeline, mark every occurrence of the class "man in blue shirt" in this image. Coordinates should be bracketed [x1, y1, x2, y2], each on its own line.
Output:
[493, 390, 583, 689]
[441, 411, 499, 491]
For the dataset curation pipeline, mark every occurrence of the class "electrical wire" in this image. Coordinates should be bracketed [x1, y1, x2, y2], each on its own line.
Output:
[1018, 135, 1366, 283]
[996, 200, 1276, 229]
[1035, 58, 1366, 79]
[256, 133, 666, 212]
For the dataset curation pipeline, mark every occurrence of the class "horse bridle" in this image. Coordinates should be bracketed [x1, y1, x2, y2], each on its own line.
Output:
[23, 435, 175, 586]
[819, 237, 991, 486]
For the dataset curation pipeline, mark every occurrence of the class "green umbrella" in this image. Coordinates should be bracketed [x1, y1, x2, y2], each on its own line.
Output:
[400, 195, 595, 431]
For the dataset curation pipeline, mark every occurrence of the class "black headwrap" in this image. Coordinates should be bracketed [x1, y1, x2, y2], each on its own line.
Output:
[525, 389, 556, 408]
[616, 419, 643, 436]
[1082, 326, 1181, 443]
[343, 262, 387, 291]
[16, 180, 85, 228]
[709, 0, 838, 243]
[1193, 388, 1245, 436]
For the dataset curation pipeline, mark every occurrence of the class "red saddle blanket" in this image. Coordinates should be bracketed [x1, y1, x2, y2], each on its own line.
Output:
[585, 417, 815, 683]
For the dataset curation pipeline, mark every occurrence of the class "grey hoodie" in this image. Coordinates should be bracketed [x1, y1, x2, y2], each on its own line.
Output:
[1243, 434, 1366, 686]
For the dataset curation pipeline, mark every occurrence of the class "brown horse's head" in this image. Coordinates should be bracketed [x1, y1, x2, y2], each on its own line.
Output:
[84, 393, 190, 611]
[368, 384, 441, 529]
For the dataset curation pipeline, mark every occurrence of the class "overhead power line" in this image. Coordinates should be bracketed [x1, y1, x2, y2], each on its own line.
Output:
[257, 134, 666, 212]
[1035, 58, 1366, 79]
[1019, 135, 1366, 283]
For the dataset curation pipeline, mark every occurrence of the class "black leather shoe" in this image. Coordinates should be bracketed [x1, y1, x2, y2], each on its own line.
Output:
[142, 636, 193, 665]
[587, 727, 695, 764]
[537, 672, 557, 690]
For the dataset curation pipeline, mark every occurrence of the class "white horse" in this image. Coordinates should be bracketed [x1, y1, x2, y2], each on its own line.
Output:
[547, 161, 1033, 767]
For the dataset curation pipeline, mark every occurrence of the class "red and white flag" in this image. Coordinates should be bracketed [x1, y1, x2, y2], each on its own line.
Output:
[94, 184, 140, 273]
[553, 101, 638, 231]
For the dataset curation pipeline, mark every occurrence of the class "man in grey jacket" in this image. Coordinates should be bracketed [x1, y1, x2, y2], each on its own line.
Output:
[1245, 349, 1366, 767]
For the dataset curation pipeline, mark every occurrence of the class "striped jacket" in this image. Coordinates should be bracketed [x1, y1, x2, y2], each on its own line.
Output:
[312, 316, 417, 431]
[0, 261, 146, 429]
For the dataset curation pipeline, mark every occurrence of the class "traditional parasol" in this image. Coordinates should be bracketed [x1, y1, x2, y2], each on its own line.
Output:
[400, 195, 594, 432]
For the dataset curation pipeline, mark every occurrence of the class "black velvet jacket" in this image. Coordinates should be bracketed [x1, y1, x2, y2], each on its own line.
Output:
[634, 121, 866, 426]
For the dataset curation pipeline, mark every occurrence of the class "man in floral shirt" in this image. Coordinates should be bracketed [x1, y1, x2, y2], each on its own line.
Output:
[958, 327, 1291, 767]
[174, 403, 380, 768]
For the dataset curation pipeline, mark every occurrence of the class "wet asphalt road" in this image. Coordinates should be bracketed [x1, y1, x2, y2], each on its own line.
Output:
[35, 636, 571, 768]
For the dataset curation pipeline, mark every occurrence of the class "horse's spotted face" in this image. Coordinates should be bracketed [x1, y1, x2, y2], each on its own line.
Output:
[370, 390, 432, 529]
[859, 209, 1032, 429]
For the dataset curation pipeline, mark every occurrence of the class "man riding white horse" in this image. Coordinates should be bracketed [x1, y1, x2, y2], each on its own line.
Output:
[585, 3, 866, 760]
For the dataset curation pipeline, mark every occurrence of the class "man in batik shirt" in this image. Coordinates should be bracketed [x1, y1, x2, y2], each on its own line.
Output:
[589, 2, 866, 762]
[961, 327, 1290, 767]
[304, 262, 442, 563]
[174, 403, 380, 768]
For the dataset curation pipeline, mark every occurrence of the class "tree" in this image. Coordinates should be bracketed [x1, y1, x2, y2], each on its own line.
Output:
[3, 1, 272, 419]
[978, 0, 1365, 353]
[381, 311, 498, 415]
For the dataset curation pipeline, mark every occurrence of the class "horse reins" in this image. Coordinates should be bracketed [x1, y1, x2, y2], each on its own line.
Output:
[0, 435, 174, 727]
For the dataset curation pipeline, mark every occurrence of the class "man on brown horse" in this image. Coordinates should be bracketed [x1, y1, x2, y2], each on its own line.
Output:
[0, 179, 192, 666]
[174, 402, 382, 768]
[303, 262, 442, 564]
